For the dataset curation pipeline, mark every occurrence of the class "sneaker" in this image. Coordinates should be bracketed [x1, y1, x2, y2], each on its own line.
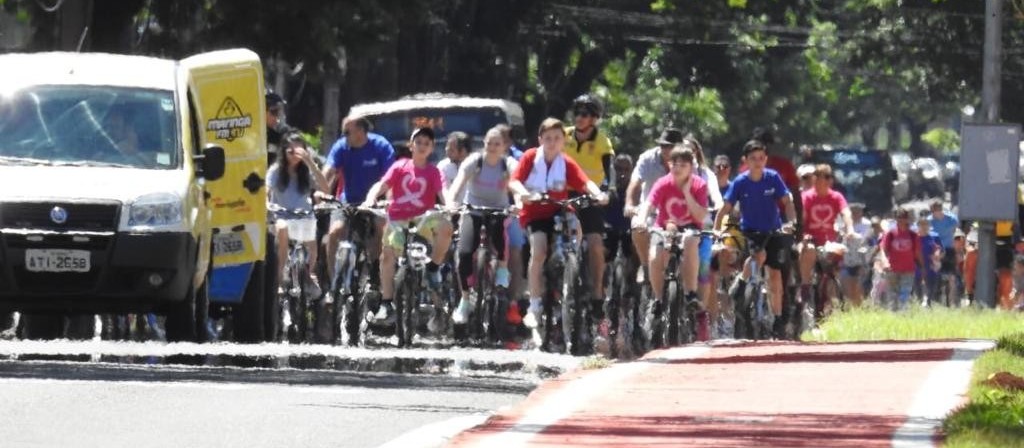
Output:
[427, 309, 447, 335]
[427, 269, 442, 290]
[506, 300, 523, 325]
[452, 297, 476, 325]
[370, 301, 396, 326]
[306, 275, 323, 299]
[495, 267, 511, 289]
[684, 291, 701, 310]
[523, 302, 543, 329]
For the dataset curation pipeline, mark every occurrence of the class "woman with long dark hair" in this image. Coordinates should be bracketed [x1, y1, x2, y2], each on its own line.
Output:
[269, 132, 330, 294]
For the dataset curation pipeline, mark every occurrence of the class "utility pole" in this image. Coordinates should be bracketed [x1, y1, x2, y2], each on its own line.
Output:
[976, 0, 1003, 308]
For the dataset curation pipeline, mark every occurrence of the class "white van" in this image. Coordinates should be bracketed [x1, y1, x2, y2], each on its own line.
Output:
[0, 49, 271, 342]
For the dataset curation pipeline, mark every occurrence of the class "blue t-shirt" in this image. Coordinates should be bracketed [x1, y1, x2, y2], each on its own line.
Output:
[920, 231, 943, 275]
[327, 133, 395, 203]
[929, 213, 958, 248]
[605, 187, 629, 232]
[723, 169, 790, 233]
[508, 145, 524, 161]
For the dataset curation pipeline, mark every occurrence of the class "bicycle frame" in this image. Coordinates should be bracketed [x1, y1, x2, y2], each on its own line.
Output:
[461, 205, 513, 344]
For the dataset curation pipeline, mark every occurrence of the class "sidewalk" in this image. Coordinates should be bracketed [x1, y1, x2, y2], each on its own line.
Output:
[448, 340, 992, 447]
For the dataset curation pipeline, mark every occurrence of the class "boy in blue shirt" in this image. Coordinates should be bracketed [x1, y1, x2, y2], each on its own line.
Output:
[916, 215, 944, 306]
[322, 116, 396, 300]
[713, 140, 797, 336]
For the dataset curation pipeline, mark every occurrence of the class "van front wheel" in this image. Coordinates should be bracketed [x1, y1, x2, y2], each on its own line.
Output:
[166, 269, 210, 343]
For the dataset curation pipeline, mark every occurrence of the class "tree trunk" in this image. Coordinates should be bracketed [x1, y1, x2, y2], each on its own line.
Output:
[905, 118, 928, 158]
[322, 73, 341, 155]
[885, 120, 901, 152]
[860, 125, 879, 148]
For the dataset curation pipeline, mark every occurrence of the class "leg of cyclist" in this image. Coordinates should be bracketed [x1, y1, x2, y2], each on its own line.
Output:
[275, 220, 289, 291]
[454, 213, 481, 324]
[523, 226, 549, 329]
[326, 215, 348, 292]
[505, 216, 526, 324]
[373, 225, 400, 325]
[632, 227, 651, 281]
[426, 216, 453, 290]
[648, 235, 668, 305]
[797, 239, 816, 309]
[681, 233, 700, 302]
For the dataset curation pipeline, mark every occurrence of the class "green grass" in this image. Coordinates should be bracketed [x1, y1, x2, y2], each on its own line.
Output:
[801, 305, 1024, 343]
[943, 347, 1024, 448]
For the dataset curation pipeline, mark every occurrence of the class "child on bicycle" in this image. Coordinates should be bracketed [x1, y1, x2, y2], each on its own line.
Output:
[508, 118, 607, 330]
[360, 127, 453, 325]
[268, 132, 331, 296]
[634, 145, 709, 335]
[445, 126, 519, 325]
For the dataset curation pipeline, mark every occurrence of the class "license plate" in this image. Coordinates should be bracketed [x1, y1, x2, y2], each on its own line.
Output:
[25, 249, 90, 273]
[213, 233, 246, 256]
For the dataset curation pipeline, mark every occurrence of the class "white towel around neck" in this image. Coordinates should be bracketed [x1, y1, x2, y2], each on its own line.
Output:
[524, 150, 567, 193]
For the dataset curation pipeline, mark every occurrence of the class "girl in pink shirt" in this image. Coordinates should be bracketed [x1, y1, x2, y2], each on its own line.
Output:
[636, 146, 709, 313]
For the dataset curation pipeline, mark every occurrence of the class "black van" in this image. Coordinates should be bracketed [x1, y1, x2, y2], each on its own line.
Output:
[808, 146, 896, 217]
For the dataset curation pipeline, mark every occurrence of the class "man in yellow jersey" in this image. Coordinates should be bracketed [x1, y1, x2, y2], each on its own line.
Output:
[564, 94, 615, 314]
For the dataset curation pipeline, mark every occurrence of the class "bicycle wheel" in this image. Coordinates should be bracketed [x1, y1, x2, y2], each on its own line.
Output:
[607, 257, 625, 358]
[816, 274, 844, 320]
[472, 250, 492, 343]
[394, 266, 409, 347]
[733, 281, 753, 340]
[666, 279, 681, 346]
[561, 252, 579, 355]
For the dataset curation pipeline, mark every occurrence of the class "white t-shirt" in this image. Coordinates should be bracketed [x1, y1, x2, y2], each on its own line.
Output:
[437, 157, 461, 191]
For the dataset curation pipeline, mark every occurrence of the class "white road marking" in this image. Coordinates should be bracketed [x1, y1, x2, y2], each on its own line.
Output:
[891, 340, 995, 448]
[376, 414, 491, 448]
[0, 377, 363, 394]
[465, 345, 711, 448]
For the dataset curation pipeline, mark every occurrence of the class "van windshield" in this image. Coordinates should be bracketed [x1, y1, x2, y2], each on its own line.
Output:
[369, 107, 510, 161]
[0, 86, 178, 169]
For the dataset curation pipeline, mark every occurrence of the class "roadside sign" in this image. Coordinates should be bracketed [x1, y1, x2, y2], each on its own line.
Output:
[959, 123, 1021, 221]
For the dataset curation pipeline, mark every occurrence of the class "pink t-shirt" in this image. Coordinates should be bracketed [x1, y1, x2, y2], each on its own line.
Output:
[648, 174, 709, 229]
[881, 228, 920, 273]
[802, 188, 848, 245]
[381, 159, 443, 221]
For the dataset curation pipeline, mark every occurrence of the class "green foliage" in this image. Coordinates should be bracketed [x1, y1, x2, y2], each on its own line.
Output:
[594, 46, 727, 156]
[998, 333, 1024, 357]
[922, 128, 960, 153]
[301, 127, 323, 155]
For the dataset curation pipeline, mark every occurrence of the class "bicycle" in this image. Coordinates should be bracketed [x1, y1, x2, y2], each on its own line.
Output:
[317, 199, 385, 346]
[645, 227, 708, 349]
[731, 230, 790, 340]
[270, 206, 319, 343]
[810, 241, 846, 324]
[391, 208, 450, 348]
[457, 204, 515, 347]
[534, 194, 597, 355]
[604, 227, 643, 358]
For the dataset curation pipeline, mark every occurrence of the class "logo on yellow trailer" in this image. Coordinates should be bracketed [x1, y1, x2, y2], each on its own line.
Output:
[207, 97, 252, 142]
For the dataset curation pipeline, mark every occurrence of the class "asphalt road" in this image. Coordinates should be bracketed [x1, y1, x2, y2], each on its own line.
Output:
[0, 360, 532, 448]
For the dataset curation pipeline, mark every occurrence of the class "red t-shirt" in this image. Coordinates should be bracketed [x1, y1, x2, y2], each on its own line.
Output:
[801, 188, 848, 245]
[381, 159, 443, 221]
[512, 148, 589, 226]
[648, 173, 709, 229]
[881, 228, 920, 273]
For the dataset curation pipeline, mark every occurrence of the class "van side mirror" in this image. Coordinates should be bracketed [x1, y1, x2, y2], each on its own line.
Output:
[197, 145, 226, 181]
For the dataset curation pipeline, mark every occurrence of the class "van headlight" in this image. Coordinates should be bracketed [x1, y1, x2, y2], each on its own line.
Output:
[128, 193, 183, 227]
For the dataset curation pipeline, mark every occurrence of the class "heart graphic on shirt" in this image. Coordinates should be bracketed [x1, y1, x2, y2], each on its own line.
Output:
[892, 237, 912, 251]
[395, 173, 427, 207]
[666, 197, 687, 224]
[809, 203, 836, 230]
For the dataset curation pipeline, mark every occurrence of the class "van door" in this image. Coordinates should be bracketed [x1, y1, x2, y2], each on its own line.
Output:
[181, 49, 267, 303]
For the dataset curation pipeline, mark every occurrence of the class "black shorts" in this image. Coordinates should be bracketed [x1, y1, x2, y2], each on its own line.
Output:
[576, 203, 606, 235]
[940, 250, 957, 274]
[743, 231, 792, 271]
[527, 218, 556, 236]
[997, 237, 1013, 270]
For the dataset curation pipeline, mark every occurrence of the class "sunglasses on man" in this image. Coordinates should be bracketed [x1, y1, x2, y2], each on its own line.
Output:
[575, 109, 597, 118]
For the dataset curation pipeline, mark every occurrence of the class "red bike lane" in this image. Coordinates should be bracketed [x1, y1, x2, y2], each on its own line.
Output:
[447, 340, 991, 447]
